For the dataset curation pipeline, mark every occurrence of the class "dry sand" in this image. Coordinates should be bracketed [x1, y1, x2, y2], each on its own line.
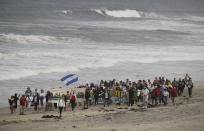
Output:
[0, 86, 204, 131]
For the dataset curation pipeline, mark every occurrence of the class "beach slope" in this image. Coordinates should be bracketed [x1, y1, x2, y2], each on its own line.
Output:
[0, 86, 204, 131]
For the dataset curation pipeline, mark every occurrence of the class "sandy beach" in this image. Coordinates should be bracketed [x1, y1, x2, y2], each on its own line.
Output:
[0, 86, 204, 131]
[1, 0, 204, 131]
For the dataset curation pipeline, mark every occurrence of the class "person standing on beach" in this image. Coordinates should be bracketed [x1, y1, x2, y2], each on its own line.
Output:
[178, 78, 183, 96]
[20, 95, 26, 115]
[104, 89, 109, 107]
[141, 86, 149, 109]
[185, 73, 191, 83]
[148, 84, 154, 103]
[70, 93, 76, 111]
[153, 77, 160, 86]
[170, 86, 177, 103]
[181, 79, 186, 96]
[133, 86, 138, 105]
[45, 91, 52, 111]
[187, 78, 194, 97]
[159, 84, 164, 104]
[13, 93, 19, 113]
[84, 89, 90, 109]
[25, 87, 32, 96]
[147, 80, 152, 89]
[172, 78, 178, 91]
[163, 88, 169, 105]
[57, 96, 65, 117]
[64, 91, 70, 111]
[94, 88, 99, 105]
[152, 85, 160, 105]
[39, 89, 45, 109]
[128, 87, 134, 106]
[26, 94, 32, 110]
[33, 89, 40, 111]
[8, 96, 15, 114]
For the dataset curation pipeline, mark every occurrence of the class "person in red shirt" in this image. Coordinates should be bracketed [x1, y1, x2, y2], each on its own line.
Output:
[152, 86, 160, 106]
[20, 95, 26, 115]
[170, 87, 177, 103]
[70, 92, 76, 111]
[64, 91, 70, 111]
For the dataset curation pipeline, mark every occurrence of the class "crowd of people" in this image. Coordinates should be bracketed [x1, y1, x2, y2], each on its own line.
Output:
[8, 74, 194, 117]
[83, 73, 193, 109]
[8, 87, 77, 116]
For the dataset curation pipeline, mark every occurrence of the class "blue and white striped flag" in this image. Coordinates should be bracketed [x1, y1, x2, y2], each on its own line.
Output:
[60, 74, 78, 86]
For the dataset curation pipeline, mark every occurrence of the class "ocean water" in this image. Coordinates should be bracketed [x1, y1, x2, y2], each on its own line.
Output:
[0, 0, 204, 107]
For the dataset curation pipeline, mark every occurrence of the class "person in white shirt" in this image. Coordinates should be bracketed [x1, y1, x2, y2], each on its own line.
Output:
[187, 78, 193, 97]
[57, 96, 65, 117]
[147, 80, 152, 90]
[40, 89, 45, 108]
[148, 84, 154, 103]
[104, 89, 109, 107]
[142, 87, 149, 109]
[26, 94, 33, 110]
[163, 88, 169, 105]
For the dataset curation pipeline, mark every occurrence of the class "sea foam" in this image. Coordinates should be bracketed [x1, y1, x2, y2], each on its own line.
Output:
[1, 43, 204, 81]
[92, 9, 142, 18]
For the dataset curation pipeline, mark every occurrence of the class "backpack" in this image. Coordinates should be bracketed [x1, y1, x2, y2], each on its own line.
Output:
[156, 88, 160, 96]
[71, 95, 76, 101]
[152, 88, 160, 97]
[171, 88, 177, 97]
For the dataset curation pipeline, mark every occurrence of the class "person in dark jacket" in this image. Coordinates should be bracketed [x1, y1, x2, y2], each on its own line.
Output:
[137, 80, 143, 90]
[33, 89, 40, 111]
[84, 89, 90, 109]
[178, 78, 183, 96]
[129, 87, 134, 106]
[181, 79, 186, 95]
[70, 93, 76, 111]
[45, 91, 51, 111]
[13, 93, 19, 112]
[172, 78, 178, 91]
[94, 88, 99, 105]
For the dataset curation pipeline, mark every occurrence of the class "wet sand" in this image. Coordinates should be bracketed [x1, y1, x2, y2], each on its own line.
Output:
[0, 86, 204, 131]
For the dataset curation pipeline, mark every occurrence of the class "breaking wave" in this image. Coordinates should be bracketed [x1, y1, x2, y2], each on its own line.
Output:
[58, 9, 165, 19]
[91, 9, 142, 18]
[0, 33, 82, 45]
[0, 33, 58, 44]
[57, 9, 204, 22]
